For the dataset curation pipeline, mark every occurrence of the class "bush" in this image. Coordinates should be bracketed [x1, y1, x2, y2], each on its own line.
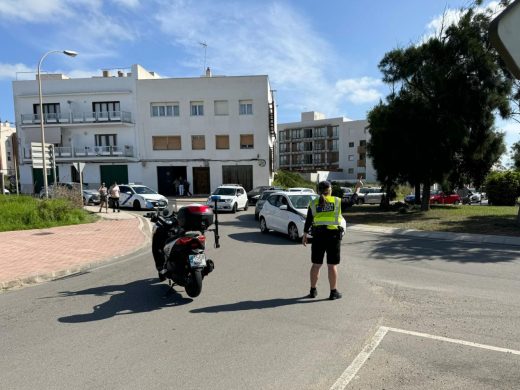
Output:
[484, 171, 520, 206]
[273, 170, 316, 190]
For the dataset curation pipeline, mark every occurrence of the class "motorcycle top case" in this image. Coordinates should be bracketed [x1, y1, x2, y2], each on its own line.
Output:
[176, 204, 214, 231]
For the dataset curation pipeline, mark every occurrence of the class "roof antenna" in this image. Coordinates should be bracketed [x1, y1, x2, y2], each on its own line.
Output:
[199, 41, 207, 74]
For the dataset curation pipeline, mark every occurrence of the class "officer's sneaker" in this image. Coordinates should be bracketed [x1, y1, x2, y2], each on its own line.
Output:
[329, 289, 342, 300]
[307, 288, 317, 298]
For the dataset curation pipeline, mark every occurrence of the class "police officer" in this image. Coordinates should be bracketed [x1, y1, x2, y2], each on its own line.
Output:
[302, 181, 345, 300]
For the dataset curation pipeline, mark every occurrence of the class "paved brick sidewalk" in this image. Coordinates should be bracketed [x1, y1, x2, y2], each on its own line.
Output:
[0, 209, 150, 291]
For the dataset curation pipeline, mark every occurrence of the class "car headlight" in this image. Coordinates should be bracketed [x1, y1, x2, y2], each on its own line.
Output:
[224, 199, 232, 203]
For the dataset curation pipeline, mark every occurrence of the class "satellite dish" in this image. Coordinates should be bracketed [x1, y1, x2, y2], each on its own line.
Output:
[490, 0, 520, 79]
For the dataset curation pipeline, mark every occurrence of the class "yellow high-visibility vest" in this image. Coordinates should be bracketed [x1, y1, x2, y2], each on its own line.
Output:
[310, 195, 344, 230]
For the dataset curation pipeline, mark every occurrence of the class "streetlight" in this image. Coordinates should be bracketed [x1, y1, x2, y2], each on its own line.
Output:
[38, 49, 78, 199]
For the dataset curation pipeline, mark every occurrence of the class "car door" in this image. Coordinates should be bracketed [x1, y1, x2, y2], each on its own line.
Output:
[262, 194, 280, 230]
[237, 187, 247, 209]
[118, 185, 132, 208]
[272, 194, 289, 231]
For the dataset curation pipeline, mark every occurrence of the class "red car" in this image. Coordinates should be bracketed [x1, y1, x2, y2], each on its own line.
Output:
[429, 190, 461, 205]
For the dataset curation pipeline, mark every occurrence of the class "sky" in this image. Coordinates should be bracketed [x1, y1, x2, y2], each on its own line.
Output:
[0, 0, 518, 164]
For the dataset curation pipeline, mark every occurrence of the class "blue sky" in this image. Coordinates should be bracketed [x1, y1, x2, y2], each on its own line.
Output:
[0, 0, 518, 162]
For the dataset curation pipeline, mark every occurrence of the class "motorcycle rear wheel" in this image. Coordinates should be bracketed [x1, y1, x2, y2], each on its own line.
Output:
[185, 269, 203, 297]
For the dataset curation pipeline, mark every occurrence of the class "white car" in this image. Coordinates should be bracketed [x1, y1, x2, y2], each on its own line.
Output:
[259, 191, 346, 241]
[206, 185, 248, 213]
[117, 184, 168, 210]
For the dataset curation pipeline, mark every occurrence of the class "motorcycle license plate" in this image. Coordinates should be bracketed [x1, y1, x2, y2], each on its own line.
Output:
[189, 254, 206, 267]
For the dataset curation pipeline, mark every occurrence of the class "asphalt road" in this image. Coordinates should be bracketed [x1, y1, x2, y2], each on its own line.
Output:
[1, 209, 520, 390]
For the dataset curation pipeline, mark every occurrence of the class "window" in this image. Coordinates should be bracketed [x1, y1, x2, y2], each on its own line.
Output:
[304, 142, 313, 151]
[360, 140, 367, 146]
[348, 168, 354, 174]
[291, 129, 302, 139]
[240, 134, 254, 149]
[95, 134, 117, 146]
[239, 100, 253, 115]
[93, 101, 120, 114]
[7, 151, 11, 161]
[151, 103, 179, 117]
[304, 128, 313, 138]
[330, 139, 338, 151]
[191, 101, 204, 116]
[359, 153, 366, 160]
[304, 154, 313, 164]
[348, 155, 354, 161]
[153, 136, 181, 150]
[313, 153, 322, 164]
[314, 140, 325, 150]
[349, 142, 354, 147]
[33, 103, 60, 118]
[314, 127, 326, 137]
[279, 143, 288, 153]
[192, 135, 205, 150]
[214, 100, 228, 116]
[216, 135, 229, 149]
[280, 155, 289, 165]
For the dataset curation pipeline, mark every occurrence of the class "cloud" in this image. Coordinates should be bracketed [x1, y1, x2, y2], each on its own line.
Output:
[111, 0, 139, 7]
[335, 78, 383, 104]
[0, 62, 34, 80]
[0, 0, 73, 22]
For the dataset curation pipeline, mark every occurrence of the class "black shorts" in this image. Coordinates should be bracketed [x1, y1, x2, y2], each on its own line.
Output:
[311, 230, 341, 265]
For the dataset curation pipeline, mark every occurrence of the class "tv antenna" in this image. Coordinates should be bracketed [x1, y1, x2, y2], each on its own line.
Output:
[199, 41, 208, 74]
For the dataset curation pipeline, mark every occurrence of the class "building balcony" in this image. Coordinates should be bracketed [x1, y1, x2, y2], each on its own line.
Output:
[357, 159, 366, 167]
[20, 111, 133, 126]
[23, 145, 135, 162]
[357, 145, 366, 154]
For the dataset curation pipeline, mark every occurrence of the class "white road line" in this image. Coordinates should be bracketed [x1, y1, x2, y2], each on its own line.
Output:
[386, 327, 520, 356]
[330, 326, 520, 390]
[329, 326, 389, 390]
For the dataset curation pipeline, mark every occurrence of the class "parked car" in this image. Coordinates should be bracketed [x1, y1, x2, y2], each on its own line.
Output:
[254, 189, 279, 220]
[340, 187, 354, 206]
[247, 186, 283, 205]
[357, 187, 386, 205]
[206, 185, 248, 213]
[287, 187, 315, 193]
[429, 190, 461, 205]
[116, 184, 168, 210]
[259, 191, 346, 241]
[39, 182, 100, 205]
[404, 193, 417, 204]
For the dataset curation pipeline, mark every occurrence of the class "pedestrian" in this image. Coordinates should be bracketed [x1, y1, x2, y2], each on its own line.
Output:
[98, 182, 108, 213]
[302, 180, 345, 300]
[109, 182, 120, 212]
[184, 179, 192, 197]
[173, 178, 180, 196]
[178, 177, 184, 196]
[351, 175, 364, 205]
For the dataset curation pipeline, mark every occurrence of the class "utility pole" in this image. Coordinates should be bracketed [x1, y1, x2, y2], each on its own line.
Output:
[199, 41, 207, 74]
[0, 123, 4, 195]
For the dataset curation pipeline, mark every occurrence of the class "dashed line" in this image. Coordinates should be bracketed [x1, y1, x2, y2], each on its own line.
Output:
[330, 326, 520, 390]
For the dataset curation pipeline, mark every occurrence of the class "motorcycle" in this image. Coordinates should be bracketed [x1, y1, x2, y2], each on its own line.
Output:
[146, 196, 221, 298]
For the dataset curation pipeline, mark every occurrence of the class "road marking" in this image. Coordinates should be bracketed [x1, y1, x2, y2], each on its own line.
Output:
[330, 326, 520, 390]
[329, 326, 389, 390]
[385, 327, 520, 356]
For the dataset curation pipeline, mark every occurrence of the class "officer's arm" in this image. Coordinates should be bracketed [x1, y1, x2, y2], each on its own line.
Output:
[303, 207, 313, 234]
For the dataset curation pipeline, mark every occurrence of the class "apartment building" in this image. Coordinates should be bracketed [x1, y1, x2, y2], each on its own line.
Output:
[277, 112, 376, 182]
[0, 121, 17, 184]
[12, 65, 276, 194]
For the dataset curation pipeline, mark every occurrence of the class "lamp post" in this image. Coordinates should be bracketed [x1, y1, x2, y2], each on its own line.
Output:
[38, 49, 78, 198]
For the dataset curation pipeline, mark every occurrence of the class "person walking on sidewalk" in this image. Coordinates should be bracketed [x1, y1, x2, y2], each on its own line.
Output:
[178, 177, 185, 196]
[109, 182, 120, 212]
[98, 182, 108, 213]
[184, 179, 192, 197]
[302, 180, 345, 300]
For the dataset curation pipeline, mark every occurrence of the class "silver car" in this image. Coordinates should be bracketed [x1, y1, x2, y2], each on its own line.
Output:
[254, 190, 278, 220]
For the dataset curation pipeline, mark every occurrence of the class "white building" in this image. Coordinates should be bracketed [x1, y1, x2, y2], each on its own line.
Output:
[277, 112, 376, 183]
[0, 121, 16, 182]
[12, 65, 276, 194]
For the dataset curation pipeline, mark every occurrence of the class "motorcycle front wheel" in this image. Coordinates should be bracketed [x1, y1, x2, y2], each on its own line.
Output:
[185, 269, 203, 297]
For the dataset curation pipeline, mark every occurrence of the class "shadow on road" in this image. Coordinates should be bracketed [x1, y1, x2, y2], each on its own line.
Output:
[57, 278, 192, 323]
[227, 231, 299, 245]
[190, 296, 323, 313]
[367, 236, 520, 264]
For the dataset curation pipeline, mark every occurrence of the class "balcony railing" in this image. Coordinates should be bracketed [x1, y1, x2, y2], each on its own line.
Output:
[23, 145, 134, 160]
[21, 111, 132, 125]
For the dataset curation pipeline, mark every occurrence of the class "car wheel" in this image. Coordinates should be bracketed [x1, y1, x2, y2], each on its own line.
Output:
[260, 217, 269, 234]
[232, 203, 237, 213]
[244, 202, 248, 211]
[288, 223, 299, 241]
[357, 198, 364, 205]
[133, 200, 141, 210]
[83, 197, 87, 205]
[453, 200, 460, 205]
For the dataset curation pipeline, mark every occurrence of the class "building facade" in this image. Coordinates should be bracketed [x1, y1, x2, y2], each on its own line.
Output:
[0, 121, 17, 188]
[12, 65, 276, 194]
[277, 112, 376, 182]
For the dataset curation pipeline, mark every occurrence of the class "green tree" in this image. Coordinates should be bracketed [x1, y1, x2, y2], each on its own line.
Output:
[368, 3, 514, 210]
[511, 141, 520, 170]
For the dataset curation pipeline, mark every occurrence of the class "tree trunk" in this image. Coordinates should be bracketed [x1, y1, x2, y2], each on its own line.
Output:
[517, 206, 520, 226]
[414, 183, 421, 205]
[421, 179, 431, 211]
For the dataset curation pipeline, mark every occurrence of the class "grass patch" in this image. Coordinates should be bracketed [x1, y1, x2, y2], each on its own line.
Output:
[344, 204, 520, 237]
[0, 195, 98, 232]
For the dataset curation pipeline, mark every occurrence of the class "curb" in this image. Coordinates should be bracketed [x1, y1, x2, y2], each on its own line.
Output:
[0, 215, 154, 292]
[346, 224, 520, 247]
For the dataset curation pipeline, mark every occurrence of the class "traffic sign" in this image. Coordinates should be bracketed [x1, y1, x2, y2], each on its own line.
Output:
[31, 142, 52, 169]
[490, 0, 520, 79]
[72, 162, 85, 174]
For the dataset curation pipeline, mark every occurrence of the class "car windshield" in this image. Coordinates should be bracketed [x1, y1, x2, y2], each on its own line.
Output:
[132, 186, 157, 195]
[260, 191, 276, 200]
[214, 188, 237, 196]
[288, 194, 317, 209]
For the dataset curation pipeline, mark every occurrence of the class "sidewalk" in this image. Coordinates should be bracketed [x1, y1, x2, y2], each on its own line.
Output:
[0, 206, 151, 291]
